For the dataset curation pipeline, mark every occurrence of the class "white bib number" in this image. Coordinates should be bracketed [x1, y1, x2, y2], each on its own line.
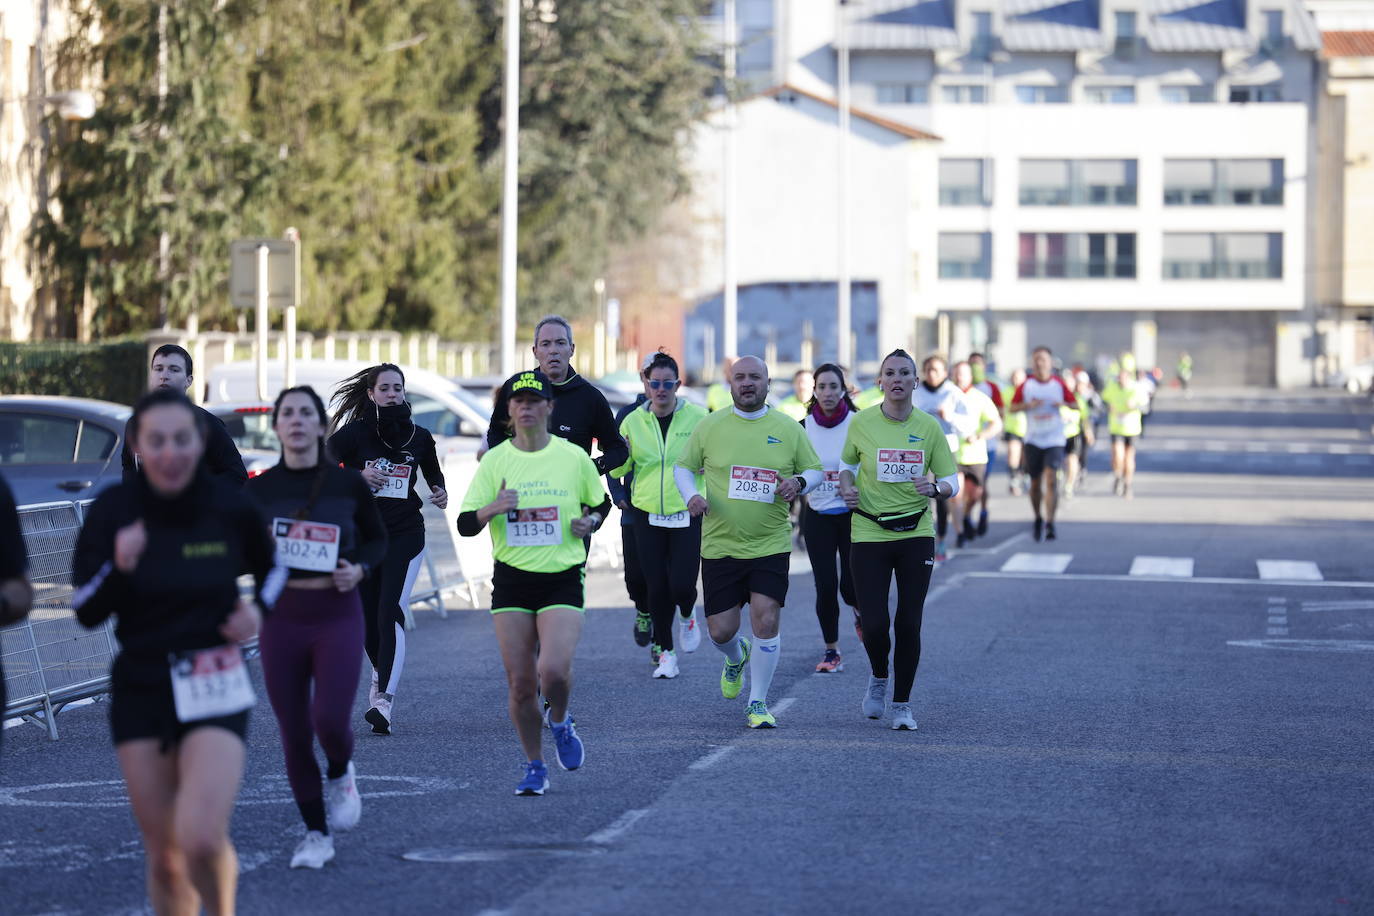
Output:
[272, 518, 341, 573]
[1028, 410, 1060, 440]
[169, 646, 255, 723]
[728, 466, 778, 503]
[366, 460, 412, 499]
[877, 449, 925, 483]
[507, 507, 562, 547]
[649, 511, 690, 529]
[815, 469, 840, 496]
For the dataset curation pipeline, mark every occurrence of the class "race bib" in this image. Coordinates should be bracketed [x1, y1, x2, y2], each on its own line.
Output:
[1028, 410, 1060, 439]
[649, 511, 690, 529]
[272, 518, 341, 573]
[506, 507, 562, 547]
[728, 466, 777, 503]
[815, 470, 840, 496]
[366, 460, 412, 499]
[877, 449, 924, 483]
[168, 646, 255, 723]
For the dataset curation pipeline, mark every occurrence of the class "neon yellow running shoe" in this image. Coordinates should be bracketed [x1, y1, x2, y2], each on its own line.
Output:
[720, 637, 751, 699]
[746, 699, 776, 729]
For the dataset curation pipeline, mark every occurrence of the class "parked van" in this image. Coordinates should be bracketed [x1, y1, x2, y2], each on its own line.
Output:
[203, 360, 492, 454]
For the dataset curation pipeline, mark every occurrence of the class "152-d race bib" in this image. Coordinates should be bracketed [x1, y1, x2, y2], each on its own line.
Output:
[728, 466, 777, 503]
[168, 645, 255, 723]
[366, 460, 412, 499]
[506, 507, 561, 547]
[272, 518, 340, 573]
[649, 511, 690, 528]
[876, 449, 925, 483]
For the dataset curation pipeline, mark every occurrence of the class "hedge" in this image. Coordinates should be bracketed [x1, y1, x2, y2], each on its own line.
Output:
[0, 339, 147, 406]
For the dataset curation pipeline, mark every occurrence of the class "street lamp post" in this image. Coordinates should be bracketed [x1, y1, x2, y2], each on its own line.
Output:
[499, 0, 520, 377]
[836, 0, 853, 371]
[722, 0, 739, 368]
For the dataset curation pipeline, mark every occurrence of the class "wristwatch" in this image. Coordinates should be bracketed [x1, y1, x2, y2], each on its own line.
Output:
[932, 483, 943, 499]
[793, 476, 807, 492]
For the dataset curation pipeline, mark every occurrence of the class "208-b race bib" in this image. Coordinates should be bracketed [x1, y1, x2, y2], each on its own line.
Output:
[728, 466, 777, 503]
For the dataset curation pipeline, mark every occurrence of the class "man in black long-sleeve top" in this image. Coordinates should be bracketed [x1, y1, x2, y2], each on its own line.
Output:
[120, 345, 248, 488]
[482, 315, 628, 476]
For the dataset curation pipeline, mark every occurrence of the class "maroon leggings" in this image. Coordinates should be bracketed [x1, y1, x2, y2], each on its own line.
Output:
[259, 586, 365, 807]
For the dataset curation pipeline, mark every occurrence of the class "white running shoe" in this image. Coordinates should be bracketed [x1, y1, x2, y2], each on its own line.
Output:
[365, 696, 392, 736]
[890, 703, 918, 731]
[289, 830, 335, 869]
[652, 649, 680, 679]
[368, 669, 381, 710]
[678, 610, 702, 653]
[862, 677, 887, 719]
[325, 761, 362, 831]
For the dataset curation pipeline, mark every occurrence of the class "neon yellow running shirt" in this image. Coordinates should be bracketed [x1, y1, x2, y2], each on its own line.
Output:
[677, 408, 822, 560]
[841, 404, 956, 543]
[461, 437, 606, 572]
[1001, 384, 1027, 438]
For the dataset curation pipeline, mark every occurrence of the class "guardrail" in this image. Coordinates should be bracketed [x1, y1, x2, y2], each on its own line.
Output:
[2, 453, 622, 740]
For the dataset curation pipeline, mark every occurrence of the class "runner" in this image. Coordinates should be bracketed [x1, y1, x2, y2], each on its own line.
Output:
[73, 388, 280, 915]
[838, 349, 958, 731]
[912, 355, 976, 561]
[247, 386, 388, 868]
[1001, 367, 1028, 496]
[1062, 372, 1097, 497]
[1009, 347, 1076, 541]
[457, 370, 609, 795]
[609, 353, 708, 678]
[483, 316, 627, 479]
[607, 386, 651, 650]
[967, 353, 1004, 536]
[777, 369, 814, 421]
[951, 360, 1002, 546]
[328, 363, 447, 736]
[1101, 365, 1149, 498]
[706, 356, 737, 412]
[673, 356, 823, 727]
[0, 470, 34, 757]
[800, 362, 859, 672]
[1177, 352, 1193, 398]
[121, 344, 247, 488]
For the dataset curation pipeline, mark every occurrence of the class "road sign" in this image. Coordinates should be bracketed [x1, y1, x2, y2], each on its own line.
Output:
[230, 238, 299, 309]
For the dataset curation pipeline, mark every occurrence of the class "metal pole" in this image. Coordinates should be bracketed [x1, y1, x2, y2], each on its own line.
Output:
[284, 305, 296, 389]
[836, 0, 853, 370]
[498, 0, 520, 377]
[256, 244, 269, 401]
[722, 0, 739, 363]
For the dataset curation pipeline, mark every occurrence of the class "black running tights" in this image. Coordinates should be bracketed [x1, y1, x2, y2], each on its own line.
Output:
[630, 509, 701, 653]
[850, 537, 935, 703]
[801, 507, 856, 645]
[359, 527, 424, 696]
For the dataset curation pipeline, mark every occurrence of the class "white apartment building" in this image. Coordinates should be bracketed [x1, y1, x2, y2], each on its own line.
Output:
[692, 0, 1327, 386]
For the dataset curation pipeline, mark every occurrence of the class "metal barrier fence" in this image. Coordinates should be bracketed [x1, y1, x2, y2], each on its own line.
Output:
[2, 453, 622, 739]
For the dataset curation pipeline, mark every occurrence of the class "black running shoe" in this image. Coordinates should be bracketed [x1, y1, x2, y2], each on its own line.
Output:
[962, 518, 976, 542]
[1033, 518, 1044, 542]
[977, 510, 988, 537]
[633, 611, 652, 647]
[1045, 521, 1056, 541]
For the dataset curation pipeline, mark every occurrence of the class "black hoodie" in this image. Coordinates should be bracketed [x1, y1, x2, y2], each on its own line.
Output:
[485, 368, 628, 476]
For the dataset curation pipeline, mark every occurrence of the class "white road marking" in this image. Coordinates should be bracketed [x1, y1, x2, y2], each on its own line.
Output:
[1257, 560, 1323, 581]
[1245, 442, 1268, 453]
[1267, 596, 1287, 604]
[1000, 553, 1072, 574]
[1129, 556, 1194, 578]
[1227, 639, 1374, 652]
[1330, 443, 1352, 455]
[771, 697, 798, 716]
[0, 775, 453, 809]
[585, 808, 651, 845]
[965, 572, 1374, 589]
[949, 532, 1029, 558]
[1300, 600, 1374, 612]
[1267, 616, 1287, 625]
[688, 745, 736, 771]
[1267, 627, 1290, 636]
[1203, 441, 1227, 452]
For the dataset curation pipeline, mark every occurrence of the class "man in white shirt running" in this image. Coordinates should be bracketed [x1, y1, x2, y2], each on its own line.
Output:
[1008, 346, 1077, 542]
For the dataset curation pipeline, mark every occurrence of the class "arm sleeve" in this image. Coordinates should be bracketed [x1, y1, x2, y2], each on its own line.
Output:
[591, 394, 629, 477]
[988, 385, 1004, 410]
[418, 432, 446, 491]
[350, 473, 389, 569]
[1059, 378, 1077, 407]
[580, 455, 612, 532]
[204, 413, 248, 488]
[938, 472, 961, 499]
[485, 387, 512, 452]
[797, 468, 824, 495]
[1009, 382, 1027, 411]
[607, 474, 630, 506]
[928, 427, 959, 480]
[71, 497, 130, 628]
[673, 465, 701, 503]
[327, 426, 358, 469]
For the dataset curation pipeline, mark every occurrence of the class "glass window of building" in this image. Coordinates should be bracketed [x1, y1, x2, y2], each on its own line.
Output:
[1164, 159, 1282, 205]
[942, 83, 988, 104]
[1020, 159, 1135, 205]
[876, 83, 929, 104]
[1162, 233, 1282, 278]
[1018, 233, 1136, 278]
[1020, 160, 1071, 205]
[1163, 160, 1217, 205]
[1016, 85, 1069, 104]
[1161, 85, 1214, 103]
[939, 233, 992, 278]
[1262, 10, 1284, 51]
[1229, 84, 1282, 103]
[971, 11, 995, 59]
[939, 159, 990, 206]
[1084, 85, 1136, 104]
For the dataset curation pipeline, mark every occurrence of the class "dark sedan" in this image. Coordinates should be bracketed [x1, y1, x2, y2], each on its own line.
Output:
[0, 396, 131, 507]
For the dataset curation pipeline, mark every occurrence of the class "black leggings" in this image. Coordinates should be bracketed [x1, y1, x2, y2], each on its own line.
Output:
[802, 507, 856, 645]
[359, 527, 425, 696]
[621, 523, 648, 613]
[850, 537, 935, 704]
[935, 498, 948, 539]
[630, 509, 701, 652]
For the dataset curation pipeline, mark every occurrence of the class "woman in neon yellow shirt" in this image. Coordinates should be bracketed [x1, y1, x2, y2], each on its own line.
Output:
[1101, 367, 1149, 499]
[459, 371, 611, 796]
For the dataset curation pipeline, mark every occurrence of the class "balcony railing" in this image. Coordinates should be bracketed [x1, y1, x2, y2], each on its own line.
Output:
[1018, 258, 1137, 279]
[1162, 260, 1281, 279]
[1020, 186, 1137, 206]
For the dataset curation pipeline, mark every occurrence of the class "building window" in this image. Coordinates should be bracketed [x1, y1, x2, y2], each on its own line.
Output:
[1020, 159, 1137, 206]
[1229, 84, 1282, 103]
[1084, 85, 1136, 104]
[1161, 85, 1214, 103]
[1163, 233, 1282, 279]
[1164, 159, 1284, 205]
[1262, 10, 1284, 52]
[1015, 85, 1069, 104]
[970, 11, 994, 60]
[939, 159, 990, 206]
[940, 233, 992, 279]
[942, 84, 988, 104]
[876, 83, 929, 104]
[1018, 233, 1136, 278]
[1114, 11, 1139, 57]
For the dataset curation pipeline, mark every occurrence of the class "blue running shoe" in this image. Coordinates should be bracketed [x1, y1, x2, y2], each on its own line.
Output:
[515, 759, 549, 796]
[550, 716, 585, 771]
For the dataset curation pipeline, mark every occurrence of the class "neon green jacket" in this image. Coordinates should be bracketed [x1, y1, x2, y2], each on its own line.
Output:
[609, 400, 708, 515]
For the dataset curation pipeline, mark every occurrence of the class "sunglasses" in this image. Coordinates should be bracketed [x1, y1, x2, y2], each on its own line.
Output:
[647, 379, 679, 390]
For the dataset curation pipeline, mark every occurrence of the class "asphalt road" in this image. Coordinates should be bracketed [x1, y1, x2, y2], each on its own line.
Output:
[2, 389, 1372, 915]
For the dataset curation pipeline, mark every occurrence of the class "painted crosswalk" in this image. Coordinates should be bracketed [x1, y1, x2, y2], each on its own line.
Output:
[1128, 556, 1194, 578]
[1256, 560, 1323, 581]
[996, 553, 1338, 582]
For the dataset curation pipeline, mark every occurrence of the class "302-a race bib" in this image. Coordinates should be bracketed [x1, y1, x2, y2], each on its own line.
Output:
[168, 646, 255, 723]
[728, 466, 777, 503]
[876, 449, 925, 483]
[506, 507, 561, 547]
[272, 518, 340, 573]
[649, 511, 690, 529]
[366, 460, 412, 499]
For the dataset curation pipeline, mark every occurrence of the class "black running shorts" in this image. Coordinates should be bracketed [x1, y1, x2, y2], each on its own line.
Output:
[1024, 444, 1066, 477]
[490, 561, 585, 614]
[110, 681, 249, 750]
[701, 552, 790, 616]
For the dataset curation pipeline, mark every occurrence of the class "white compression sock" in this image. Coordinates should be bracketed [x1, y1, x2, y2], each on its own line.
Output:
[748, 634, 780, 704]
[711, 632, 745, 664]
